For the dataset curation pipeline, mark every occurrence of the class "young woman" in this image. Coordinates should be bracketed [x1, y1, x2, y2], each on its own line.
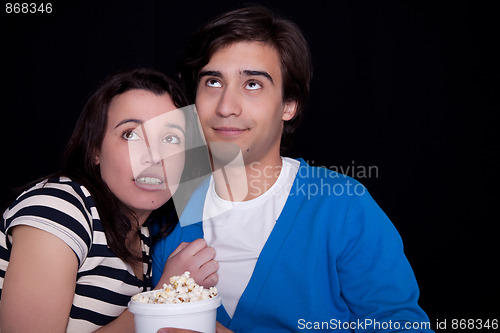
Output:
[0, 68, 217, 332]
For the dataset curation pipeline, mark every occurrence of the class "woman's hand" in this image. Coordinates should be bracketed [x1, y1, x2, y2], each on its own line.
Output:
[156, 329, 200, 333]
[155, 321, 232, 333]
[216, 322, 234, 333]
[157, 238, 218, 288]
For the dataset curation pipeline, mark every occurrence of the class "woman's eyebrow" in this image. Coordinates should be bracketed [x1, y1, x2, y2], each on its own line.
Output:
[114, 118, 143, 129]
[116, 118, 185, 135]
[166, 123, 186, 135]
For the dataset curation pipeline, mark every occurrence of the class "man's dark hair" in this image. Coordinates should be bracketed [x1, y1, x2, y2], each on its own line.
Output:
[177, 5, 312, 153]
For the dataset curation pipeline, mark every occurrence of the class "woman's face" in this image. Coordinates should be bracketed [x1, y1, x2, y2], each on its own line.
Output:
[96, 89, 186, 221]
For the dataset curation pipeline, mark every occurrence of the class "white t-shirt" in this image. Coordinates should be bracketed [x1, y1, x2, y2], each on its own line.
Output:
[202, 157, 300, 317]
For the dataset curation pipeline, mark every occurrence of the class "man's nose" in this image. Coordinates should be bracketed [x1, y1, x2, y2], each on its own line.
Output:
[215, 86, 242, 118]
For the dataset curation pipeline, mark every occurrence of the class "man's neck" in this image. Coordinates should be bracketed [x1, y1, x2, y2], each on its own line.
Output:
[211, 153, 283, 202]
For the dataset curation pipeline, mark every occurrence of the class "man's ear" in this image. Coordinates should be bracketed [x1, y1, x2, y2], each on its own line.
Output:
[282, 101, 298, 121]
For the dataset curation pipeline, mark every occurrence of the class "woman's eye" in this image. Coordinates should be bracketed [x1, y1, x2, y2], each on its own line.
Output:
[122, 130, 140, 141]
[245, 81, 262, 90]
[206, 79, 222, 88]
[163, 135, 181, 144]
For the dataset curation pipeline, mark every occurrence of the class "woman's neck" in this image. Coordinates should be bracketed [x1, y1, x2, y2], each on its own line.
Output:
[131, 209, 152, 227]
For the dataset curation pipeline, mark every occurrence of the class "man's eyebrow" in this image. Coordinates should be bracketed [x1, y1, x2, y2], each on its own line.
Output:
[198, 69, 274, 84]
[198, 70, 222, 79]
[114, 118, 142, 129]
[242, 70, 274, 84]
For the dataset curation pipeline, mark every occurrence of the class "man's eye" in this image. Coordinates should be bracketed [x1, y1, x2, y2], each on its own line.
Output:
[245, 81, 262, 90]
[206, 79, 222, 88]
[122, 130, 140, 141]
[163, 135, 181, 144]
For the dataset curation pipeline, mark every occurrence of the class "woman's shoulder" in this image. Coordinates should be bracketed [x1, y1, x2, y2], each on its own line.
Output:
[5, 176, 98, 222]
[3, 177, 97, 263]
[21, 176, 94, 203]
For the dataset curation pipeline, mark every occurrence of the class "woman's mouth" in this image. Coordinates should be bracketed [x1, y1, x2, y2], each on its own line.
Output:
[135, 176, 163, 185]
[134, 176, 166, 190]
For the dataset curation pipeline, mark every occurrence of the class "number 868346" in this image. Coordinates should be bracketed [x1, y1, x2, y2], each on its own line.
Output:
[6, 3, 52, 14]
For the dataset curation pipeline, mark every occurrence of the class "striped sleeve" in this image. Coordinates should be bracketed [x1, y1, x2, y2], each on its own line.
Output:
[3, 179, 93, 266]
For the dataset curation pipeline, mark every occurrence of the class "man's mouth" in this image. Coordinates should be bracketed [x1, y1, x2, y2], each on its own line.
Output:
[213, 127, 248, 136]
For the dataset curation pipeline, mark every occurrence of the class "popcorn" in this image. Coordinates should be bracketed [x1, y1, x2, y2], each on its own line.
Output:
[132, 271, 218, 304]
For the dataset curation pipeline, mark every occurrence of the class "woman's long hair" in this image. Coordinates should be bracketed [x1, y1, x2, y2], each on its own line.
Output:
[58, 68, 195, 264]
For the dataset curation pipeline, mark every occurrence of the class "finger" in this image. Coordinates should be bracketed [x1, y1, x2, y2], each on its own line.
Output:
[216, 321, 233, 333]
[201, 272, 218, 288]
[194, 260, 218, 287]
[180, 238, 208, 256]
[190, 246, 216, 267]
[199, 259, 218, 280]
[183, 247, 216, 277]
[168, 242, 190, 259]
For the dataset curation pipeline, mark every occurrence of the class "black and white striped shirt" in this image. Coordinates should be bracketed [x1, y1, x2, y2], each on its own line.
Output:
[0, 177, 152, 331]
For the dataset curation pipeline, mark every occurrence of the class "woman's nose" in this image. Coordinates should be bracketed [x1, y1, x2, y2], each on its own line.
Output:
[141, 141, 164, 165]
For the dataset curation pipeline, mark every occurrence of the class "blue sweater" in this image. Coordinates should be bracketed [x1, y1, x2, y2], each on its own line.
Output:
[152, 159, 433, 332]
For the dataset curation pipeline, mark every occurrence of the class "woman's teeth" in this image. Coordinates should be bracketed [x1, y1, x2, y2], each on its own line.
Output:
[135, 177, 163, 185]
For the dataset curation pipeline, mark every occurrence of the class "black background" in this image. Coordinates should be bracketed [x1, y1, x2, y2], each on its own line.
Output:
[2, 0, 498, 328]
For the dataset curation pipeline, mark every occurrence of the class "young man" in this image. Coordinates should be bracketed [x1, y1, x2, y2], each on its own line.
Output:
[153, 6, 433, 332]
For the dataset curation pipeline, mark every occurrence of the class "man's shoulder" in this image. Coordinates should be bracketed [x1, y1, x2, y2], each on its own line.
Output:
[293, 158, 362, 186]
[281, 158, 373, 209]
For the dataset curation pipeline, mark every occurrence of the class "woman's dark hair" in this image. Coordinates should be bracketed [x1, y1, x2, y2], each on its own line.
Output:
[177, 5, 312, 154]
[59, 68, 193, 264]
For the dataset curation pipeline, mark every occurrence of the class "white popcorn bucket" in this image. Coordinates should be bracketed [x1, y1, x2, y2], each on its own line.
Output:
[128, 290, 221, 333]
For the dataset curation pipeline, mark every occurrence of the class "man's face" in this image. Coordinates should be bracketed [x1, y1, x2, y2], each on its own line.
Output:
[195, 41, 297, 166]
